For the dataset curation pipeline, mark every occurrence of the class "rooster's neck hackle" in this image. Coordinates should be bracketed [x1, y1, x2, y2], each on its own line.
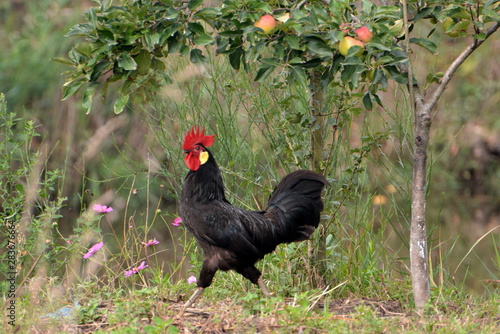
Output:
[184, 150, 227, 203]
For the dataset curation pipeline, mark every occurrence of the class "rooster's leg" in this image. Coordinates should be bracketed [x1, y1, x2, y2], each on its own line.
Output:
[237, 266, 272, 296]
[177, 261, 216, 318]
[176, 287, 205, 318]
[258, 277, 271, 296]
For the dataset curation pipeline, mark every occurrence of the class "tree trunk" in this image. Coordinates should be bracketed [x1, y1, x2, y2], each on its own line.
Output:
[309, 69, 325, 174]
[307, 68, 327, 288]
[410, 101, 431, 308]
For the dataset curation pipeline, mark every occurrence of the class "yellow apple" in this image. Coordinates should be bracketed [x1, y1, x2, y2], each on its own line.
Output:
[364, 69, 375, 81]
[254, 15, 277, 34]
[339, 36, 364, 56]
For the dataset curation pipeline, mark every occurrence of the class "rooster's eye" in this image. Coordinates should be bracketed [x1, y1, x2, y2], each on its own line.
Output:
[195, 146, 201, 151]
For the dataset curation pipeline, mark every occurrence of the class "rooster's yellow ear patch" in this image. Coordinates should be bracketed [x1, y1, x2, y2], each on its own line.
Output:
[200, 151, 209, 165]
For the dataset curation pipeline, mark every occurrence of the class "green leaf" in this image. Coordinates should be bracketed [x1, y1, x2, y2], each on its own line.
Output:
[413, 7, 434, 23]
[62, 79, 85, 101]
[228, 47, 243, 70]
[372, 93, 383, 107]
[145, 33, 161, 48]
[193, 33, 213, 46]
[372, 56, 394, 66]
[215, 36, 230, 53]
[188, 0, 203, 10]
[372, 68, 387, 87]
[251, 2, 272, 13]
[410, 38, 437, 54]
[188, 22, 205, 35]
[135, 50, 151, 76]
[65, 23, 94, 37]
[320, 61, 341, 89]
[485, 0, 498, 8]
[362, 92, 373, 110]
[118, 79, 132, 95]
[424, 71, 444, 89]
[299, 58, 322, 68]
[180, 44, 190, 56]
[254, 65, 275, 82]
[290, 66, 307, 86]
[341, 64, 362, 85]
[245, 40, 267, 63]
[164, 7, 180, 20]
[153, 58, 166, 71]
[74, 42, 93, 58]
[84, 7, 97, 26]
[260, 57, 280, 67]
[474, 33, 486, 40]
[97, 29, 117, 46]
[118, 53, 137, 71]
[307, 38, 333, 57]
[284, 35, 302, 50]
[90, 60, 111, 82]
[189, 49, 207, 64]
[159, 23, 182, 41]
[194, 7, 221, 20]
[168, 35, 183, 54]
[51, 57, 74, 66]
[114, 94, 129, 114]
[82, 83, 98, 114]
[366, 42, 391, 52]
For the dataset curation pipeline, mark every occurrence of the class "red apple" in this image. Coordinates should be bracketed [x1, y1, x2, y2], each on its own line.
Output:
[254, 15, 277, 34]
[339, 36, 364, 56]
[354, 26, 373, 43]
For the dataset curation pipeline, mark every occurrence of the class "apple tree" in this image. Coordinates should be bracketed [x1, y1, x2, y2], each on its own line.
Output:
[58, 0, 500, 307]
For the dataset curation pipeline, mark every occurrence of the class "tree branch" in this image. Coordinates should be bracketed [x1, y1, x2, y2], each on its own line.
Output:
[401, 0, 415, 120]
[426, 22, 500, 111]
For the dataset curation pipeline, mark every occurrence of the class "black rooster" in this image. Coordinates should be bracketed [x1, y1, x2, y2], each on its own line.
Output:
[178, 127, 328, 314]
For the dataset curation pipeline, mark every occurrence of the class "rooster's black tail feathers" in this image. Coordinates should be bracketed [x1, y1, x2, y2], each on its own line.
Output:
[265, 170, 328, 243]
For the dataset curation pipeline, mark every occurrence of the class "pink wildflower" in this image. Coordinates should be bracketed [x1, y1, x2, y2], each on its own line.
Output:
[187, 276, 197, 284]
[124, 261, 149, 277]
[93, 204, 113, 213]
[172, 217, 182, 226]
[141, 238, 160, 247]
[66, 236, 74, 244]
[83, 241, 104, 259]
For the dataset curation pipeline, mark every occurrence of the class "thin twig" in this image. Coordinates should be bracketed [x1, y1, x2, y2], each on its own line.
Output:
[401, 0, 416, 121]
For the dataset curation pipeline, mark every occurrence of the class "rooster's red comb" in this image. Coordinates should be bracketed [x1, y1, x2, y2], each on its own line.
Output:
[183, 126, 215, 150]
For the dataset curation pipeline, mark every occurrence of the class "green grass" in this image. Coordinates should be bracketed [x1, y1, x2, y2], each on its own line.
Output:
[16, 281, 499, 333]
